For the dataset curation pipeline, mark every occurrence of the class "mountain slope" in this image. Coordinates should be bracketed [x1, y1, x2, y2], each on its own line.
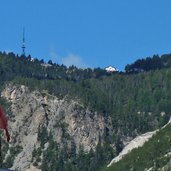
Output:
[0, 52, 171, 170]
[105, 121, 171, 171]
[1, 84, 112, 171]
[107, 130, 156, 167]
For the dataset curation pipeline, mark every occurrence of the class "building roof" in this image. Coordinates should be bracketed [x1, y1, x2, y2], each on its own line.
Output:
[105, 66, 118, 72]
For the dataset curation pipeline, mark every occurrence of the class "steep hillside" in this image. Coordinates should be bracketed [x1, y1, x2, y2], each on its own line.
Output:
[107, 129, 157, 167]
[1, 84, 112, 171]
[0, 52, 171, 170]
[105, 121, 171, 171]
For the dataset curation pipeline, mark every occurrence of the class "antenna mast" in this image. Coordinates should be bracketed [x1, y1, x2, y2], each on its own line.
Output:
[22, 27, 26, 56]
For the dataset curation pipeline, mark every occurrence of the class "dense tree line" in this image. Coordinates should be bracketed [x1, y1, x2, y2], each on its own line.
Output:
[0, 52, 109, 83]
[125, 54, 171, 73]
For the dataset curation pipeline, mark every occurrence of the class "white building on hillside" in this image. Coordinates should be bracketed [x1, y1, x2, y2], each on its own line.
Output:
[105, 66, 118, 73]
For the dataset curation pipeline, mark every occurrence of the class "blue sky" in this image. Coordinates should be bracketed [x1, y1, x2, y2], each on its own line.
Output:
[0, 0, 171, 70]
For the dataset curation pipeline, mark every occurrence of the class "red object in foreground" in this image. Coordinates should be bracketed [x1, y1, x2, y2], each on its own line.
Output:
[0, 106, 10, 142]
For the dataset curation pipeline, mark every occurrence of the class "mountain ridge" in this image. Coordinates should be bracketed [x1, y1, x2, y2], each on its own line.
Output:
[0, 51, 171, 170]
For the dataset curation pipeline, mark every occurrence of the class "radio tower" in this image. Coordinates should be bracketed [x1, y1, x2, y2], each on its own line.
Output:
[22, 27, 26, 56]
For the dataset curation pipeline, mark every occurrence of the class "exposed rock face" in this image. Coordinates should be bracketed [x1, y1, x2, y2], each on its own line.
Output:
[1, 84, 111, 171]
[107, 130, 156, 167]
[107, 118, 171, 168]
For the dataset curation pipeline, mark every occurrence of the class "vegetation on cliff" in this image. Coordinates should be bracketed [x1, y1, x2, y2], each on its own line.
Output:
[105, 123, 171, 171]
[0, 51, 171, 170]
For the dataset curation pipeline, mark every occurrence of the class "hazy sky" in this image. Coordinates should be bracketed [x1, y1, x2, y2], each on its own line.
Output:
[0, 0, 171, 70]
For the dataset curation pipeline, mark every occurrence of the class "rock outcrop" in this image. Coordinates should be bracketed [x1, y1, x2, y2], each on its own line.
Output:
[107, 118, 171, 168]
[1, 84, 111, 171]
[107, 130, 156, 167]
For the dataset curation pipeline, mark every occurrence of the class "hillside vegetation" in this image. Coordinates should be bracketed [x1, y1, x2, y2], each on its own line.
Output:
[105, 123, 171, 171]
[0, 52, 171, 170]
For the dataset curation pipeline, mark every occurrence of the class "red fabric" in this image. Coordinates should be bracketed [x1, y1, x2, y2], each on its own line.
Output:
[0, 106, 10, 142]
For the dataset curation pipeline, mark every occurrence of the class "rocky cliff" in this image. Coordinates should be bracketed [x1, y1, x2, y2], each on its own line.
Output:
[1, 84, 112, 171]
